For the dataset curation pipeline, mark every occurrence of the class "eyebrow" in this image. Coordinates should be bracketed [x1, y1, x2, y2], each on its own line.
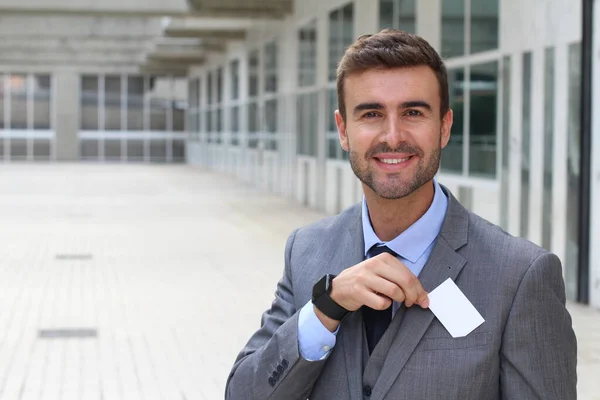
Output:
[352, 100, 433, 117]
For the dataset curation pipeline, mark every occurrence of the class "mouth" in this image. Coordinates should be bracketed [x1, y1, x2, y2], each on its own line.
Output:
[373, 154, 416, 171]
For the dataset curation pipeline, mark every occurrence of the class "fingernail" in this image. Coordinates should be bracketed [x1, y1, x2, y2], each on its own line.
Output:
[422, 298, 430, 308]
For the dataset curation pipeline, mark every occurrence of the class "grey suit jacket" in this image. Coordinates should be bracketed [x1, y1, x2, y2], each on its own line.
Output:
[225, 187, 577, 400]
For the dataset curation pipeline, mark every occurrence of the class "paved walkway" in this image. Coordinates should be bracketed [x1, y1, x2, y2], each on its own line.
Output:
[0, 164, 597, 399]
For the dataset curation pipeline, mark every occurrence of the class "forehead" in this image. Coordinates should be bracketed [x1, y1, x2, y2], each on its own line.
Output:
[344, 66, 440, 109]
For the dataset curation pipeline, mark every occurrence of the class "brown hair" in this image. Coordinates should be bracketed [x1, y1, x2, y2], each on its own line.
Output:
[336, 29, 449, 121]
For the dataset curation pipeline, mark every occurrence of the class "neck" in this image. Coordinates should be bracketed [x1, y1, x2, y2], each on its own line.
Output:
[364, 180, 435, 242]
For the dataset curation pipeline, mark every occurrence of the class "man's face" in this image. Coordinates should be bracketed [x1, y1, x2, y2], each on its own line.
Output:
[335, 66, 453, 200]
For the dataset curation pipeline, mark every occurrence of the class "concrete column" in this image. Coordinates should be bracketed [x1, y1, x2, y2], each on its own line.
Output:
[54, 70, 80, 161]
[354, 0, 379, 36]
[417, 0, 442, 52]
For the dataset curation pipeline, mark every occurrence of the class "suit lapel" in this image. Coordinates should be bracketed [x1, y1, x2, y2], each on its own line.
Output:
[337, 205, 366, 400]
[371, 189, 470, 400]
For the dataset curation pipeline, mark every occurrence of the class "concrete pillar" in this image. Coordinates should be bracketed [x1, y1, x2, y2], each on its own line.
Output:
[590, 0, 600, 308]
[54, 70, 80, 161]
[417, 0, 441, 52]
[354, 0, 380, 36]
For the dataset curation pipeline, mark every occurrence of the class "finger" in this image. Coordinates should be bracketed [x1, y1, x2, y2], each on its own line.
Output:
[363, 274, 406, 304]
[362, 290, 392, 311]
[369, 257, 423, 307]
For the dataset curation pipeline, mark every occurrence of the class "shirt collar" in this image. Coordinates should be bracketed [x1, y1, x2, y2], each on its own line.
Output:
[361, 179, 448, 263]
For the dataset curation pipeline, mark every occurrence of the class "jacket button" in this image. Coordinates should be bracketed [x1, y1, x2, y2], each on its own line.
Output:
[268, 377, 276, 387]
[272, 370, 280, 380]
[277, 364, 284, 374]
[363, 385, 372, 396]
[281, 359, 289, 368]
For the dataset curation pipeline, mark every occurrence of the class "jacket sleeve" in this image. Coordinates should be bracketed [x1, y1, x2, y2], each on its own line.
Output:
[225, 229, 329, 400]
[500, 251, 578, 399]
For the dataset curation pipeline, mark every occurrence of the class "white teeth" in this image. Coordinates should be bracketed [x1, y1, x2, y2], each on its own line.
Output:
[380, 157, 410, 164]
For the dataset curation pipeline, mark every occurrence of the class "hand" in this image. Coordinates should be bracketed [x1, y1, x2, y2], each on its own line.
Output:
[330, 252, 429, 312]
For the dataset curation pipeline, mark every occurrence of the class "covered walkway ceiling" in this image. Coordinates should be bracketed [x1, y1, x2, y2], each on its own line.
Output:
[0, 0, 293, 75]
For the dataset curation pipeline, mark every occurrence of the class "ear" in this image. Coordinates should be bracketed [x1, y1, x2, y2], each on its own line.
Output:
[440, 109, 453, 149]
[335, 110, 349, 151]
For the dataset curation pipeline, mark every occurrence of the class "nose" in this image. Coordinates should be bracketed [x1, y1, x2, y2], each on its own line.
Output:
[381, 114, 409, 149]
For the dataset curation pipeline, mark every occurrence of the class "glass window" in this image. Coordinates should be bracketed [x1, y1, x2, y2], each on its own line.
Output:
[249, 50, 260, 97]
[173, 100, 185, 132]
[441, 68, 464, 173]
[230, 60, 240, 100]
[0, 74, 5, 130]
[470, 0, 499, 54]
[230, 105, 240, 146]
[520, 52, 532, 239]
[265, 42, 278, 93]
[565, 42, 581, 300]
[149, 76, 168, 131]
[217, 67, 223, 104]
[104, 75, 122, 131]
[207, 71, 213, 105]
[329, 3, 354, 82]
[296, 92, 318, 156]
[33, 74, 51, 130]
[542, 48, 555, 251]
[127, 76, 144, 131]
[298, 21, 317, 87]
[469, 61, 498, 177]
[379, 0, 416, 33]
[81, 75, 99, 130]
[442, 0, 465, 58]
[10, 74, 27, 129]
[247, 101, 259, 148]
[265, 99, 278, 150]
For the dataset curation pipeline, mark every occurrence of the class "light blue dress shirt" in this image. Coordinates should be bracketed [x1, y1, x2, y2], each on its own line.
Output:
[297, 180, 448, 361]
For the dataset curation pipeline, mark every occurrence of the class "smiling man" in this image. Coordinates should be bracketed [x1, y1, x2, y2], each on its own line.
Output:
[226, 29, 577, 400]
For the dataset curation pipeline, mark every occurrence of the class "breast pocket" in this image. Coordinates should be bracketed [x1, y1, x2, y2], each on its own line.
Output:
[420, 331, 493, 351]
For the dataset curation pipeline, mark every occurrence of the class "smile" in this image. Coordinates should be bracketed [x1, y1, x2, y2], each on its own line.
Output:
[378, 157, 412, 164]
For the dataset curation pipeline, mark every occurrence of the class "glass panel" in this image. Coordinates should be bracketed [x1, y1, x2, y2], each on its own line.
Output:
[0, 75, 5, 129]
[265, 42, 278, 93]
[521, 52, 532, 239]
[500, 56, 511, 230]
[248, 101, 259, 148]
[33, 75, 51, 130]
[379, 0, 394, 29]
[230, 60, 240, 100]
[265, 99, 278, 150]
[217, 67, 223, 104]
[127, 140, 144, 160]
[104, 75, 121, 131]
[470, 0, 499, 54]
[442, 0, 465, 58]
[298, 21, 317, 87]
[104, 139, 122, 161]
[215, 108, 222, 143]
[207, 72, 213, 105]
[127, 76, 144, 131]
[441, 68, 464, 173]
[10, 74, 27, 129]
[10, 139, 27, 159]
[542, 48, 555, 251]
[188, 78, 198, 109]
[150, 140, 167, 162]
[80, 140, 99, 160]
[296, 92, 318, 156]
[33, 139, 51, 160]
[231, 106, 239, 146]
[328, 4, 354, 82]
[172, 140, 185, 161]
[173, 100, 185, 132]
[148, 76, 168, 131]
[565, 42, 581, 300]
[249, 50, 260, 97]
[469, 61, 498, 177]
[397, 0, 416, 33]
[81, 75, 99, 130]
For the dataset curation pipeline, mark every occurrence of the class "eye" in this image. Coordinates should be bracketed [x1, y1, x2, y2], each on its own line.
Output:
[405, 109, 423, 117]
[363, 111, 381, 119]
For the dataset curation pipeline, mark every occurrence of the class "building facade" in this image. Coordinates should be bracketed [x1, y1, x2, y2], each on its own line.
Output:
[186, 0, 600, 308]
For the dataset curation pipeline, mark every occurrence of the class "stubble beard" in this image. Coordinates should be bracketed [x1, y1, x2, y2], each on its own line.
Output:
[348, 139, 442, 200]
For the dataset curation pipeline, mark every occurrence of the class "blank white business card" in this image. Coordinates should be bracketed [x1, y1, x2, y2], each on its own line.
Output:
[427, 278, 485, 338]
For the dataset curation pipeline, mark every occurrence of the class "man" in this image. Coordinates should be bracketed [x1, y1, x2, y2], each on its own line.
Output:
[225, 29, 577, 400]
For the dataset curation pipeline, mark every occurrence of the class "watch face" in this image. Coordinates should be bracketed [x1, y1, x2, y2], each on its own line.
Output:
[312, 275, 328, 299]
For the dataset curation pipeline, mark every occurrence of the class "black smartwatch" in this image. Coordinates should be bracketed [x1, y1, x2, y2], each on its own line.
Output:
[312, 274, 349, 321]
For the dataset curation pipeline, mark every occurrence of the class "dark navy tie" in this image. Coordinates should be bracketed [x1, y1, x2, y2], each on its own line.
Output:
[363, 245, 397, 355]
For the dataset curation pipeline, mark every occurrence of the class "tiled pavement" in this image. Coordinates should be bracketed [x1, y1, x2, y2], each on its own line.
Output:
[0, 164, 597, 399]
